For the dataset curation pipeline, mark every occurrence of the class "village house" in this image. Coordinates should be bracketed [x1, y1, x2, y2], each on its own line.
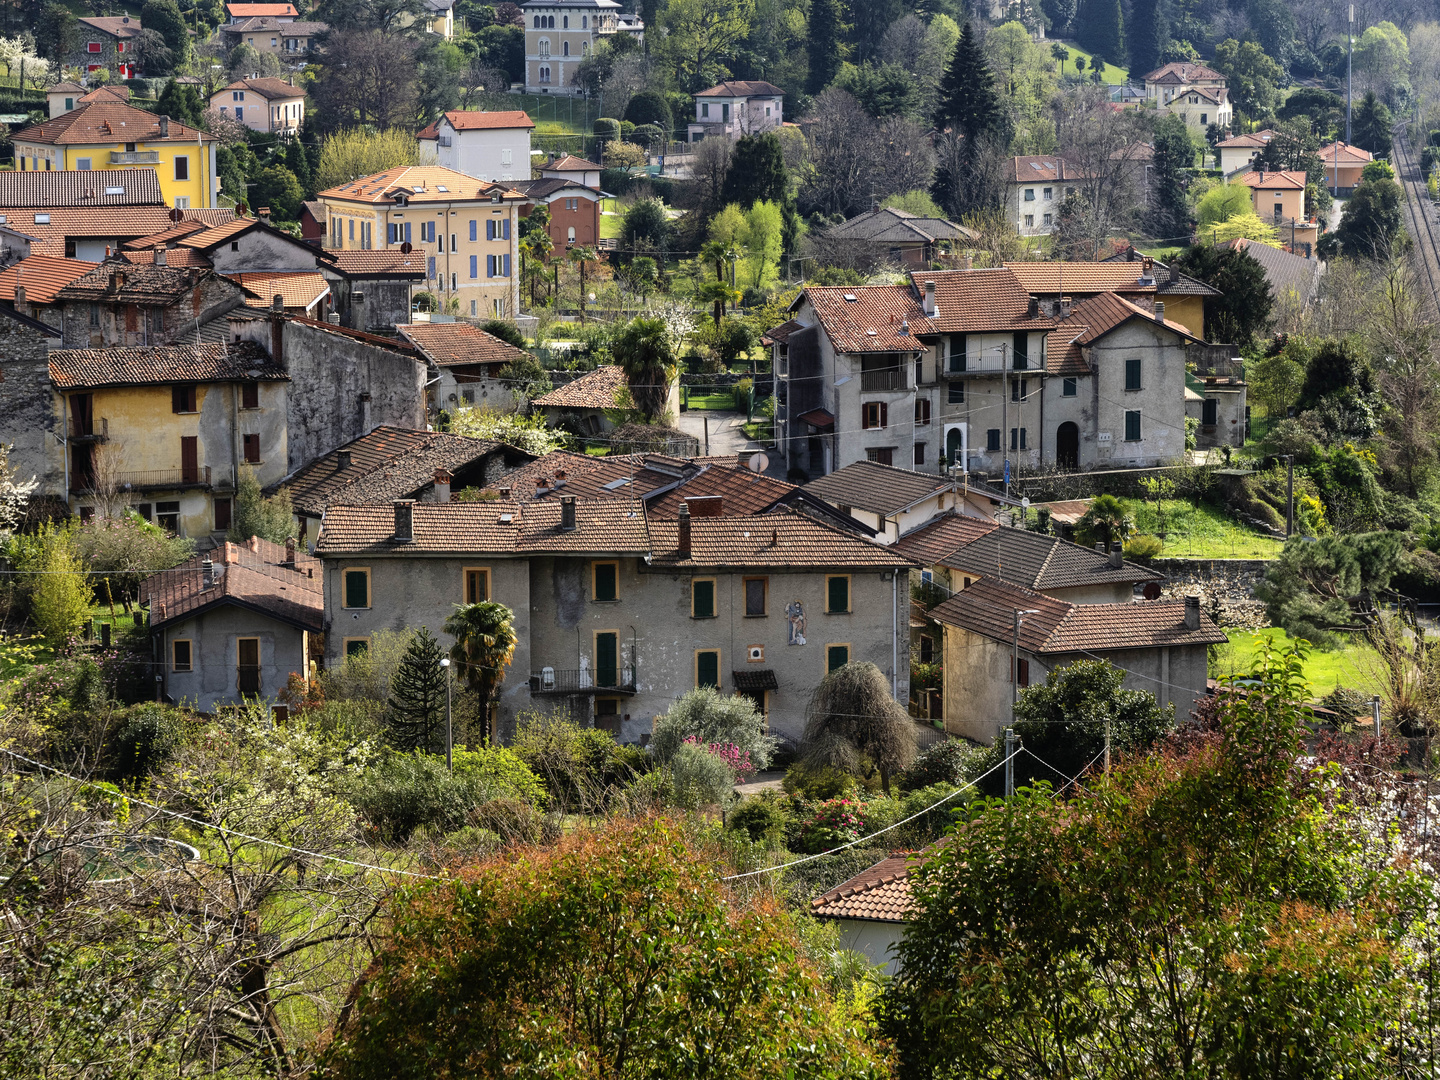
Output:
[511, 176, 604, 252]
[1318, 140, 1373, 195]
[686, 80, 784, 142]
[0, 205, 234, 262]
[417, 110, 534, 184]
[1003, 156, 1091, 236]
[0, 166, 166, 208]
[313, 498, 914, 742]
[523, 0, 642, 94]
[317, 165, 524, 320]
[0, 253, 96, 324]
[1214, 129, 1277, 175]
[1141, 62, 1232, 129]
[1008, 256, 1218, 341]
[52, 259, 248, 349]
[531, 364, 680, 436]
[818, 207, 974, 271]
[141, 536, 322, 711]
[226, 2, 298, 20]
[398, 319, 531, 413]
[12, 102, 220, 210]
[1233, 170, 1319, 255]
[810, 855, 911, 974]
[45, 82, 85, 118]
[538, 153, 602, 189]
[802, 460, 1011, 543]
[69, 16, 142, 79]
[209, 78, 307, 135]
[219, 16, 327, 57]
[320, 249, 428, 332]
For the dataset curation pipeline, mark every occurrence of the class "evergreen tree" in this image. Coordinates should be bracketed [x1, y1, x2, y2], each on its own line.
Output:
[1148, 113, 1192, 239]
[1172, 244, 1274, 345]
[1126, 0, 1165, 80]
[933, 22, 1005, 141]
[228, 468, 293, 544]
[284, 138, 313, 198]
[806, 0, 845, 95]
[141, 0, 190, 67]
[384, 627, 448, 753]
[155, 79, 202, 126]
[721, 133, 787, 207]
[1351, 90, 1393, 156]
[1077, 0, 1123, 65]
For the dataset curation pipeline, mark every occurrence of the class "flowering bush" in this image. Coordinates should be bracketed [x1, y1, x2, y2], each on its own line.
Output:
[795, 797, 873, 854]
[682, 735, 754, 781]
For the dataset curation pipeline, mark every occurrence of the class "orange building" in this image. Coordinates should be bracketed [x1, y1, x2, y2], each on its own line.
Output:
[1236, 169, 1318, 254]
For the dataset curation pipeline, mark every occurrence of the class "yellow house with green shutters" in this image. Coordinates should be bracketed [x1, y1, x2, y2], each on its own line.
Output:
[12, 101, 219, 210]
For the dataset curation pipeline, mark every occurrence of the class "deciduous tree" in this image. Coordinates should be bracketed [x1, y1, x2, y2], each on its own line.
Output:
[801, 660, 915, 794]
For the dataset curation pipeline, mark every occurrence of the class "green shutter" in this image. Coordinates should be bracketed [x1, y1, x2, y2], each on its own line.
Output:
[697, 650, 719, 688]
[693, 579, 715, 618]
[344, 570, 367, 608]
[827, 576, 849, 613]
[596, 632, 618, 687]
[1012, 332, 1028, 370]
[1125, 357, 1141, 390]
[1126, 410, 1142, 441]
[594, 562, 617, 601]
[951, 334, 966, 372]
[827, 645, 849, 672]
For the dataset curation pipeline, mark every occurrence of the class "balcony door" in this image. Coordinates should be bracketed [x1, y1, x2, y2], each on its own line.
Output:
[595, 631, 618, 688]
[237, 638, 261, 695]
[180, 436, 198, 484]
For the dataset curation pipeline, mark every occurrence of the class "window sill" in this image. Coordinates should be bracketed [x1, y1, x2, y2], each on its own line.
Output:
[825, 610, 851, 616]
[1124, 387, 1144, 392]
[692, 614, 717, 620]
[591, 598, 621, 604]
[743, 613, 768, 618]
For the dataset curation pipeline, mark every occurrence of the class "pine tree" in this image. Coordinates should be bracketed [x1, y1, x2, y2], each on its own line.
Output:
[1077, 0, 1123, 64]
[806, 0, 845, 95]
[933, 22, 1005, 142]
[1148, 113, 1192, 239]
[1126, 0, 1165, 80]
[284, 138, 313, 198]
[722, 133, 787, 208]
[384, 626, 448, 753]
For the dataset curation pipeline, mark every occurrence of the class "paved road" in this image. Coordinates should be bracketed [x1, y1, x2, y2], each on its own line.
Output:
[734, 770, 786, 796]
[676, 409, 790, 479]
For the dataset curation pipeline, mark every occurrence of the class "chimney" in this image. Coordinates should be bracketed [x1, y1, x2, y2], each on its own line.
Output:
[1027, 296, 1039, 317]
[284, 536, 295, 565]
[1095, 541, 1105, 554]
[964, 254, 973, 271]
[554, 469, 567, 487]
[154, 246, 167, 267]
[433, 467, 452, 503]
[737, 450, 749, 468]
[677, 502, 691, 556]
[498, 486, 512, 498]
[1060, 295, 1072, 318]
[1154, 301, 1165, 321]
[158, 114, 169, 138]
[923, 280, 936, 316]
[13, 284, 25, 313]
[1109, 541, 1122, 568]
[1257, 167, 1265, 182]
[271, 294, 285, 312]
[393, 499, 414, 542]
[201, 556, 214, 586]
[248, 535, 260, 553]
[270, 307, 283, 364]
[1184, 594, 1200, 630]
[1141, 255, 1153, 277]
[223, 541, 239, 563]
[359, 392, 371, 433]
[107, 271, 123, 293]
[326, 311, 341, 324]
[685, 495, 723, 517]
[559, 494, 577, 531]
[336, 449, 352, 469]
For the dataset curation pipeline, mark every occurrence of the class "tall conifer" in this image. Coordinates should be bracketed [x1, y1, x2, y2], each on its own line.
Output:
[385, 627, 447, 753]
[932, 22, 1004, 142]
[806, 0, 845, 95]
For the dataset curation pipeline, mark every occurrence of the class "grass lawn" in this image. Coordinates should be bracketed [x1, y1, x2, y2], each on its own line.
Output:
[1213, 627, 1382, 700]
[1124, 498, 1284, 560]
[599, 198, 624, 240]
[684, 391, 740, 410]
[742, 419, 773, 441]
[1047, 41, 1129, 84]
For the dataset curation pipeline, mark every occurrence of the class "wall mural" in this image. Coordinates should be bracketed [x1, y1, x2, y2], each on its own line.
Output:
[786, 600, 806, 645]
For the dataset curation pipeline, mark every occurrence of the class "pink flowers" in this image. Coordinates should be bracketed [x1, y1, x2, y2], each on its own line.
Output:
[682, 736, 755, 781]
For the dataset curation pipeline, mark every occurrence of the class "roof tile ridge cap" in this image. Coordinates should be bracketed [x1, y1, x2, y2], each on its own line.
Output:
[1032, 535, 1063, 587]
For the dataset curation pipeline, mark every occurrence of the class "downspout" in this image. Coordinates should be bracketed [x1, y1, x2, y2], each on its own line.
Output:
[892, 568, 898, 699]
[61, 392, 69, 506]
[232, 381, 241, 488]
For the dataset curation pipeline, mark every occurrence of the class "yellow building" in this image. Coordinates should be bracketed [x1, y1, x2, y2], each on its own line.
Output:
[317, 165, 524, 319]
[12, 101, 218, 210]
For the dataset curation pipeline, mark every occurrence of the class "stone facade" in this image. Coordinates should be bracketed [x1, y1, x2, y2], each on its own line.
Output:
[0, 312, 65, 495]
[157, 602, 309, 710]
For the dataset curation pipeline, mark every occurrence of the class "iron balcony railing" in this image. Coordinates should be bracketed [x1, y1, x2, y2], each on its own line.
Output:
[110, 151, 161, 165]
[860, 368, 903, 391]
[71, 416, 108, 440]
[93, 467, 213, 490]
[529, 666, 637, 694]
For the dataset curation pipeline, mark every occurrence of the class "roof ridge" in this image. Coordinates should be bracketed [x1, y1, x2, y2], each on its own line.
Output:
[1031, 537, 1061, 589]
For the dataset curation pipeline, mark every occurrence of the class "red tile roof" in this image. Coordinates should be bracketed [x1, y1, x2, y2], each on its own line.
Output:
[226, 2, 299, 14]
[811, 855, 912, 922]
[543, 154, 601, 172]
[216, 77, 304, 101]
[121, 219, 209, 249]
[1006, 155, 1093, 183]
[141, 536, 322, 631]
[316, 499, 651, 555]
[937, 526, 1161, 591]
[56, 261, 235, 305]
[1317, 141, 1373, 164]
[398, 321, 530, 370]
[1064, 291, 1202, 345]
[696, 80, 783, 97]
[121, 246, 211, 267]
[1045, 327, 1090, 375]
[761, 317, 803, 346]
[327, 249, 428, 278]
[318, 166, 523, 205]
[1215, 129, 1277, 149]
[802, 284, 930, 354]
[893, 513, 998, 565]
[14, 100, 213, 146]
[1005, 262, 1165, 294]
[231, 271, 330, 310]
[1237, 169, 1307, 190]
[802, 460, 949, 516]
[532, 365, 627, 409]
[908, 268, 1057, 334]
[438, 109, 535, 131]
[645, 465, 796, 517]
[49, 339, 283, 389]
[1143, 62, 1223, 83]
[488, 450, 685, 503]
[0, 206, 234, 258]
[0, 254, 94, 305]
[648, 508, 911, 569]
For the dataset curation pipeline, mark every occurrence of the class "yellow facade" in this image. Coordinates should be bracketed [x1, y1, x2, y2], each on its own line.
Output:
[1160, 294, 1205, 341]
[14, 139, 218, 209]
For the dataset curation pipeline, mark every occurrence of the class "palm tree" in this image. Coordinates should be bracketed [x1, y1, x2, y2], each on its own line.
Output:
[613, 315, 678, 420]
[443, 601, 518, 744]
[1076, 493, 1133, 548]
[696, 279, 734, 326]
[570, 246, 599, 324]
[700, 239, 728, 282]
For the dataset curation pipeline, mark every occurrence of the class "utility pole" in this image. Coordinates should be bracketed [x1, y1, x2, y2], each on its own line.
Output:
[1104, 713, 1112, 772]
[1284, 454, 1294, 536]
[1011, 607, 1038, 710]
[1004, 727, 1016, 797]
[441, 657, 453, 771]
[1001, 342, 1009, 498]
[1347, 4, 1354, 144]
[703, 415, 709, 455]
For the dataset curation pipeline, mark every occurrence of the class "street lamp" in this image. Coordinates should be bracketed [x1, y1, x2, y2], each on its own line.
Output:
[1011, 609, 1040, 709]
[439, 657, 452, 771]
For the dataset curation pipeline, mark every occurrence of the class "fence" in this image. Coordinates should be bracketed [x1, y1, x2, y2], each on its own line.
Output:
[911, 720, 951, 749]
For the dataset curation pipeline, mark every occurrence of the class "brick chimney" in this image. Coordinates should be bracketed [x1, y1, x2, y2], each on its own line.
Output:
[336, 449, 351, 469]
[922, 280, 936, 316]
[677, 502, 691, 556]
[154, 246, 167, 267]
[560, 494, 577, 531]
[223, 541, 239, 563]
[394, 499, 414, 542]
[1184, 595, 1200, 630]
[685, 495, 723, 517]
[433, 468, 452, 502]
[284, 536, 295, 565]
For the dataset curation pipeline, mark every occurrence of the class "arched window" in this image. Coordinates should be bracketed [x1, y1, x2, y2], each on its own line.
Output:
[562, 40, 569, 55]
[581, 40, 590, 55]
[539, 65, 551, 83]
[533, 15, 539, 27]
[562, 14, 568, 27]
[581, 14, 587, 27]
[547, 15, 554, 28]
[538, 37, 549, 57]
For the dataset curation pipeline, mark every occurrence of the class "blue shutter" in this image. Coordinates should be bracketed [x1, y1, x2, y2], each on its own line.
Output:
[486, 254, 494, 277]
[469, 255, 477, 278]
[503, 219, 511, 240]
[485, 219, 492, 241]
[404, 222, 412, 244]
[427, 255, 435, 277]
[386, 223, 395, 243]
[469, 220, 476, 242]
[503, 253, 511, 277]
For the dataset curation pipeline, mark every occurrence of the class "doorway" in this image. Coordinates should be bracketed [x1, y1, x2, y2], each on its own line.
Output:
[237, 638, 261, 695]
[1056, 422, 1079, 470]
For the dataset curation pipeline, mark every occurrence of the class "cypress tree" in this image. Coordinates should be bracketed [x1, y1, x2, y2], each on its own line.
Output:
[1126, 0, 1165, 81]
[722, 133, 787, 207]
[933, 22, 1005, 142]
[284, 138, 313, 198]
[1077, 0, 1123, 66]
[385, 627, 448, 754]
[806, 0, 845, 95]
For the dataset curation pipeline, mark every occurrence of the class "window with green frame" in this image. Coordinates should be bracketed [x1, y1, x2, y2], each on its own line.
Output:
[826, 575, 850, 613]
[593, 561, 618, 601]
[692, 578, 716, 618]
[1125, 410, 1142, 441]
[827, 644, 849, 672]
[696, 649, 719, 688]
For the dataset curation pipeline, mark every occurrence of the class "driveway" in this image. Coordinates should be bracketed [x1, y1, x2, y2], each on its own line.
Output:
[677, 409, 790, 478]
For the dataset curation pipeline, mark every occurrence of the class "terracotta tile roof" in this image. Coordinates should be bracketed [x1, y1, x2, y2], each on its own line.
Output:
[317, 166, 523, 205]
[509, 177, 594, 200]
[827, 207, 974, 245]
[79, 86, 131, 104]
[0, 206, 234, 258]
[232, 271, 330, 310]
[14, 101, 213, 146]
[696, 80, 784, 97]
[1091, 251, 1222, 296]
[1216, 129, 1277, 149]
[645, 465, 796, 517]
[1064, 291, 1202, 345]
[78, 15, 142, 38]
[398, 321, 530, 370]
[802, 284, 931, 354]
[1237, 169, 1307, 190]
[803, 460, 948, 516]
[1045, 327, 1090, 375]
[121, 246, 211, 267]
[120, 219, 210, 248]
[0, 254, 94, 305]
[893, 513, 998, 565]
[1031, 499, 1091, 525]
[0, 168, 164, 207]
[326, 249, 429, 278]
[1317, 140, 1373, 164]
[49, 339, 282, 389]
[416, 119, 438, 141]
[1143, 61, 1223, 83]
[217, 77, 304, 101]
[532, 365, 627, 409]
[222, 15, 325, 32]
[276, 426, 512, 516]
[175, 217, 269, 251]
[48, 81, 85, 93]
[1006, 262, 1167, 294]
[543, 153, 602, 171]
[141, 536, 322, 631]
[316, 499, 651, 555]
[56, 260, 231, 305]
[761, 317, 803, 346]
[1006, 155, 1093, 183]
[438, 109, 535, 131]
[226, 2, 299, 14]
[690, 454, 746, 468]
[938, 526, 1160, 591]
[487, 450, 685, 503]
[1188, 85, 1228, 104]
[908, 268, 1057, 334]
[811, 856, 912, 922]
[649, 507, 911, 569]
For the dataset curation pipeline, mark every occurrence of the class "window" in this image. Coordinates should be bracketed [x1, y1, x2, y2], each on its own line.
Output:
[1011, 378, 1028, 402]
[1011, 656, 1030, 687]
[695, 649, 720, 689]
[949, 381, 964, 404]
[1043, 213, 1053, 225]
[1043, 186, 1053, 200]
[348, 219, 354, 243]
[214, 496, 231, 531]
[1010, 427, 1028, 450]
[986, 428, 1002, 452]
[1202, 398, 1218, 425]
[172, 639, 192, 671]
[134, 502, 151, 522]
[342, 568, 371, 609]
[237, 638, 261, 694]
[861, 402, 888, 429]
[592, 561, 618, 601]
[1012, 332, 1028, 370]
[243, 434, 260, 463]
[567, 226, 575, 242]
[64, 97, 74, 110]
[464, 567, 490, 603]
[865, 447, 894, 465]
[1200, 113, 1208, 125]
[1024, 188, 1035, 201]
[171, 385, 197, 413]
[344, 638, 369, 658]
[919, 634, 934, 663]
[702, 103, 709, 117]
[156, 501, 180, 532]
[174, 197, 189, 209]
[450, 233, 456, 251]
[1024, 214, 1034, 227]
[914, 399, 931, 425]
[87, 41, 101, 52]
[470, 255, 477, 278]
[421, 221, 434, 243]
[89, 303, 100, 327]
[692, 578, 716, 618]
[826, 575, 850, 613]
[1063, 377, 1077, 397]
[470, 300, 477, 316]
[914, 442, 925, 465]
[563, 40, 569, 54]
[826, 644, 850, 673]
[469, 219, 477, 242]
[451, 273, 457, 291]
[241, 381, 259, 409]
[174, 156, 189, 181]
[582, 14, 587, 26]
[562, 14, 568, 26]
[744, 577, 767, 616]
[1125, 357, 1141, 391]
[76, 157, 91, 170]
[1125, 410, 1142, 441]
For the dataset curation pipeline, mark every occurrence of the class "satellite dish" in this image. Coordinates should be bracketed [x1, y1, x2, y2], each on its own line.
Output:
[1142, 581, 1162, 601]
[401, 241, 413, 253]
[168, 207, 184, 222]
[748, 452, 769, 474]
[1021, 497, 1030, 509]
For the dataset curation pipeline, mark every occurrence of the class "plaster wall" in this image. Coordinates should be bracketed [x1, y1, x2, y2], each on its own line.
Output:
[159, 603, 308, 711]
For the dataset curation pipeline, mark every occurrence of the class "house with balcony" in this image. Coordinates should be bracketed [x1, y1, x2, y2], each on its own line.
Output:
[687, 80, 783, 142]
[67, 16, 142, 79]
[220, 16, 327, 57]
[209, 78, 306, 134]
[1141, 62, 1232, 130]
[12, 102, 219, 209]
[1235, 169, 1319, 255]
[1009, 255, 1219, 341]
[523, 0, 642, 93]
[416, 110, 534, 183]
[314, 497, 913, 742]
[51, 258, 248, 349]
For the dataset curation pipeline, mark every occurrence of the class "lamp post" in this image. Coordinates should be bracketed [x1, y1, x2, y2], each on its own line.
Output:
[1011, 608, 1040, 710]
[440, 657, 452, 771]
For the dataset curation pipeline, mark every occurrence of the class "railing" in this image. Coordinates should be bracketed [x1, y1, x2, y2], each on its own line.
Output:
[911, 720, 951, 749]
[237, 666, 262, 695]
[860, 368, 903, 392]
[88, 466, 213, 490]
[110, 151, 160, 165]
[1186, 344, 1244, 378]
[71, 416, 108, 440]
[943, 353, 1030, 376]
[529, 666, 636, 694]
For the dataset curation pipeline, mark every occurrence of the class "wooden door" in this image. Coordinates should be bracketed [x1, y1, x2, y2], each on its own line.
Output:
[237, 638, 261, 695]
[595, 632, 618, 688]
[180, 436, 198, 484]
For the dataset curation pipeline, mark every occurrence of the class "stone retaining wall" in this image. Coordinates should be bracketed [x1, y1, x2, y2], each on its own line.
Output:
[1153, 558, 1272, 631]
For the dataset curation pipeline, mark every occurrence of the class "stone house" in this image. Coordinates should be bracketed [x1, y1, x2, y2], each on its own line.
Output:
[531, 365, 679, 436]
[321, 249, 427, 333]
[687, 80, 784, 142]
[398, 320, 529, 414]
[69, 16, 142, 79]
[0, 305, 66, 494]
[219, 16, 327, 57]
[141, 535, 322, 711]
[52, 259, 247, 349]
[931, 578, 1225, 744]
[0, 254, 95, 325]
[1008, 256, 1218, 342]
[417, 110, 534, 184]
[314, 498, 914, 743]
[819, 207, 974, 271]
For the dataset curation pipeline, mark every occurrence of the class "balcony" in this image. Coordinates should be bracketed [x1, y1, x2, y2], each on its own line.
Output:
[943, 353, 1034, 377]
[79, 466, 212, 492]
[110, 151, 160, 165]
[529, 666, 636, 695]
[860, 368, 903, 392]
[71, 416, 109, 441]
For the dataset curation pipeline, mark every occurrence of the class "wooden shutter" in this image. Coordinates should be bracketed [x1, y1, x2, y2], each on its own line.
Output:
[180, 436, 198, 483]
[241, 382, 258, 409]
[696, 649, 719, 689]
[693, 579, 715, 617]
[344, 570, 368, 608]
[125, 305, 138, 332]
[827, 644, 849, 672]
[879, 402, 888, 428]
[744, 577, 767, 616]
[596, 632, 619, 687]
[237, 639, 260, 694]
[214, 497, 231, 531]
[827, 575, 849, 613]
[243, 434, 260, 463]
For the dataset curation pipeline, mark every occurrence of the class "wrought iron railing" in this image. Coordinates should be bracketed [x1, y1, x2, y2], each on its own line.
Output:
[529, 666, 636, 694]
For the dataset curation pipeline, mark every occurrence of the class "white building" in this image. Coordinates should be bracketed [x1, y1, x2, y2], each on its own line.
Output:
[522, 0, 643, 94]
[1003, 156, 1089, 237]
[687, 80, 784, 142]
[418, 110, 535, 183]
[1142, 62, 1233, 130]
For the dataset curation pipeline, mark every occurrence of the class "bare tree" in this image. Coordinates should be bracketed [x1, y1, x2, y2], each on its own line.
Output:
[873, 116, 936, 202]
[689, 135, 733, 214]
[1048, 87, 1148, 255]
[311, 30, 420, 132]
[800, 88, 881, 218]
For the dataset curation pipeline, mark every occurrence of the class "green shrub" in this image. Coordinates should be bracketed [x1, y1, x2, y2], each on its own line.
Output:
[470, 797, 543, 845]
[897, 739, 997, 793]
[669, 739, 736, 810]
[350, 751, 496, 842]
[896, 782, 971, 842]
[593, 117, 621, 141]
[783, 761, 866, 800]
[1124, 534, 1165, 562]
[451, 745, 547, 809]
[511, 707, 643, 813]
[112, 703, 189, 779]
[727, 792, 790, 843]
[793, 796, 874, 854]
[777, 845, 891, 910]
[650, 687, 775, 770]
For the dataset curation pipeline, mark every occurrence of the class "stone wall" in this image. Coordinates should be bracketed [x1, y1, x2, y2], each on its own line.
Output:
[1154, 557, 1269, 630]
[0, 315, 64, 494]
